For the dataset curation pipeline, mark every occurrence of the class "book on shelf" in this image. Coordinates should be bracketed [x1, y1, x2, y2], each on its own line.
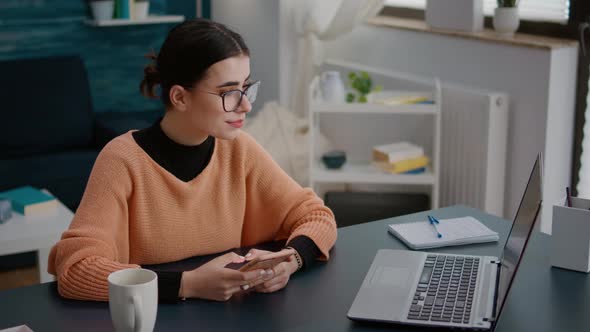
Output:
[0, 186, 57, 216]
[114, 0, 133, 19]
[403, 167, 426, 174]
[373, 142, 424, 164]
[368, 90, 434, 106]
[373, 156, 430, 174]
[373, 141, 429, 174]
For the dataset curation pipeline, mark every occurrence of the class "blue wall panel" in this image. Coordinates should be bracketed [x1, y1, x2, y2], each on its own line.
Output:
[0, 0, 201, 113]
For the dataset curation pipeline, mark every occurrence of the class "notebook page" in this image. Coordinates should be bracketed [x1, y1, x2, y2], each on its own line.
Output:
[389, 216, 498, 248]
[435, 217, 497, 240]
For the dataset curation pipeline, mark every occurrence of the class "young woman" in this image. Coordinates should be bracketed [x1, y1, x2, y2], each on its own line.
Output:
[48, 19, 337, 303]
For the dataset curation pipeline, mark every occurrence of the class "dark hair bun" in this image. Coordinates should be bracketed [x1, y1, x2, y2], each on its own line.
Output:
[140, 52, 160, 99]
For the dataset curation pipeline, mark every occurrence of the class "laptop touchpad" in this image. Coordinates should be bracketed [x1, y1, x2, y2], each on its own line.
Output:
[347, 250, 422, 321]
[371, 266, 409, 286]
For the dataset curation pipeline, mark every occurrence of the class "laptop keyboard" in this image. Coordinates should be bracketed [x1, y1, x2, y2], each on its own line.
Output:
[407, 254, 479, 325]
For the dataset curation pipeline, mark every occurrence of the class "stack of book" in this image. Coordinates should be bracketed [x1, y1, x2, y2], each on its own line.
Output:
[114, 0, 144, 20]
[0, 186, 57, 216]
[368, 91, 434, 106]
[372, 142, 429, 174]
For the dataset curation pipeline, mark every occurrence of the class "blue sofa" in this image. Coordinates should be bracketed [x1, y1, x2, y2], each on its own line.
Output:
[0, 55, 161, 269]
[0, 55, 161, 210]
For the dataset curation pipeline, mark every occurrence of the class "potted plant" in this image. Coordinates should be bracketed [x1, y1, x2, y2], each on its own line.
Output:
[134, 0, 150, 20]
[346, 71, 382, 103]
[493, 0, 519, 37]
[87, 0, 115, 21]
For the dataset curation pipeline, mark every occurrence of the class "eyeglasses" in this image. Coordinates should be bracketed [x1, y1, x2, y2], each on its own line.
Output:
[190, 80, 260, 113]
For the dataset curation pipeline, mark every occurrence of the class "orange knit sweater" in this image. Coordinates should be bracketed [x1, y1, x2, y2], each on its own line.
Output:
[48, 131, 337, 301]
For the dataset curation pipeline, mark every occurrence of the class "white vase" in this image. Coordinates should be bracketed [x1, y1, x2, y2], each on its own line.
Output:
[134, 1, 150, 20]
[90, 0, 114, 21]
[493, 7, 519, 37]
[320, 71, 346, 103]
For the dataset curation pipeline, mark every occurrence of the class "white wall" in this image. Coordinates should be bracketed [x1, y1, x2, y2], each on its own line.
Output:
[211, 0, 280, 110]
[279, 0, 298, 108]
[316, 24, 578, 232]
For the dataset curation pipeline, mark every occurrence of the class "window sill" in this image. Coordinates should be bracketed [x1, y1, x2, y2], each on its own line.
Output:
[368, 16, 578, 50]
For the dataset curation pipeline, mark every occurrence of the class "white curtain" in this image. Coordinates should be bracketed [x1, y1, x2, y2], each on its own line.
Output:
[289, 0, 385, 117]
[577, 70, 590, 198]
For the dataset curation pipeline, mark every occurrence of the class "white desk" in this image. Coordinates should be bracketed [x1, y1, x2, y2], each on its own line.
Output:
[0, 198, 73, 283]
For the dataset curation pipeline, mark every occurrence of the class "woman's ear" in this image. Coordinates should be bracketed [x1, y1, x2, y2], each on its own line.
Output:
[169, 85, 190, 112]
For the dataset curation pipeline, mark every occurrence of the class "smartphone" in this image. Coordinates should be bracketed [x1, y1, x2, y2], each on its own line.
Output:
[225, 249, 295, 272]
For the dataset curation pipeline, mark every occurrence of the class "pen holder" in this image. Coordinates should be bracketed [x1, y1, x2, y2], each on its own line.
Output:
[550, 196, 590, 273]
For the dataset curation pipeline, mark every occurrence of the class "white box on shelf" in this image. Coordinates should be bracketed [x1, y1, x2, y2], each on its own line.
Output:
[550, 196, 590, 273]
[426, 0, 484, 32]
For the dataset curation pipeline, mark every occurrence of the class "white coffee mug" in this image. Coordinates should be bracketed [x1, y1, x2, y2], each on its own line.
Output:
[108, 268, 158, 332]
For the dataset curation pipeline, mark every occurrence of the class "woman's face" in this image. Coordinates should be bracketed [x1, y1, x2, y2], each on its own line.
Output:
[184, 55, 253, 141]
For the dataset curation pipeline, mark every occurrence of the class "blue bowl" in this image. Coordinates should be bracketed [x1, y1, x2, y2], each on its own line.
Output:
[322, 151, 347, 169]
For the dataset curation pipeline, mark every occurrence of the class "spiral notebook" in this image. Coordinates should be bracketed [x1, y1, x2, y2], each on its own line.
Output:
[388, 216, 499, 250]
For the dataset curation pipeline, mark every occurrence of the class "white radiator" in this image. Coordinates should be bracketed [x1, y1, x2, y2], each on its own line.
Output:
[440, 84, 509, 217]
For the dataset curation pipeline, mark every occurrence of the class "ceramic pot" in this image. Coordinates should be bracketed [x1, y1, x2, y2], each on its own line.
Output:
[493, 7, 519, 37]
[90, 0, 115, 21]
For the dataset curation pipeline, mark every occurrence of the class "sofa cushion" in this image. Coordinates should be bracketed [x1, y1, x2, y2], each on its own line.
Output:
[94, 110, 162, 149]
[0, 56, 94, 158]
[0, 149, 100, 210]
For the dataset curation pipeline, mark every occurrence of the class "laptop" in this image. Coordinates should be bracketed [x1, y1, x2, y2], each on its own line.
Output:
[347, 153, 543, 330]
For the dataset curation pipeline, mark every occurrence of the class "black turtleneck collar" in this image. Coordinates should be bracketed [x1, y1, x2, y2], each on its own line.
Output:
[132, 118, 215, 182]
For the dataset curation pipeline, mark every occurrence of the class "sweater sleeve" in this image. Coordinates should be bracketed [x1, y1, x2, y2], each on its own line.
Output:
[152, 270, 183, 303]
[48, 138, 139, 302]
[241, 133, 337, 260]
[286, 236, 322, 269]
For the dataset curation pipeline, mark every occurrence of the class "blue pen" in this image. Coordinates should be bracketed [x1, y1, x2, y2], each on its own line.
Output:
[428, 215, 443, 238]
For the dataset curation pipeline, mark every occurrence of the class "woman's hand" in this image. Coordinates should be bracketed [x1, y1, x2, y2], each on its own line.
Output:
[179, 252, 272, 301]
[246, 248, 300, 294]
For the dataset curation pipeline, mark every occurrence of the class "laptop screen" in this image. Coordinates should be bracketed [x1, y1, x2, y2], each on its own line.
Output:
[494, 154, 543, 320]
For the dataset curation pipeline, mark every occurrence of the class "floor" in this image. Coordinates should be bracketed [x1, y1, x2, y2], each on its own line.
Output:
[0, 266, 39, 291]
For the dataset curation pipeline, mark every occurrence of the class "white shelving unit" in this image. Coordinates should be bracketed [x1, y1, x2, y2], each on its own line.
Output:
[85, 15, 184, 27]
[312, 164, 436, 185]
[309, 59, 442, 209]
[311, 102, 437, 115]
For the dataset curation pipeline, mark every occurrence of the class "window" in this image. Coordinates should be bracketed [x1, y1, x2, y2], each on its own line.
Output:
[385, 0, 570, 23]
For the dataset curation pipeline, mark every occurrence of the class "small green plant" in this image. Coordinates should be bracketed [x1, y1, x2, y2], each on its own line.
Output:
[346, 71, 383, 103]
[497, 0, 518, 7]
